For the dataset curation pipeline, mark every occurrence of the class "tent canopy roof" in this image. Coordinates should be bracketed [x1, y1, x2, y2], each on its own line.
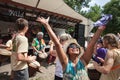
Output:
[10, 0, 83, 23]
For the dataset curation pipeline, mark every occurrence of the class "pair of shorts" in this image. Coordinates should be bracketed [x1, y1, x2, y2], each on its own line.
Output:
[54, 75, 63, 80]
[13, 68, 29, 80]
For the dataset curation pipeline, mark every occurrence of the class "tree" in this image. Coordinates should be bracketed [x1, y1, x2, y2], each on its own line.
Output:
[64, 0, 102, 22]
[81, 4, 103, 33]
[103, 0, 120, 34]
[63, 0, 91, 34]
[81, 4, 102, 22]
[64, 0, 91, 13]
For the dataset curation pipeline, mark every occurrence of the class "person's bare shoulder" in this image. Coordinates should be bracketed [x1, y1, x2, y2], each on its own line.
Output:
[106, 49, 116, 59]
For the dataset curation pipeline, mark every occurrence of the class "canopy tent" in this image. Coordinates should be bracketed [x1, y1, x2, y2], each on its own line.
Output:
[11, 0, 94, 36]
[0, 0, 94, 37]
[11, 0, 83, 22]
[1, 0, 92, 25]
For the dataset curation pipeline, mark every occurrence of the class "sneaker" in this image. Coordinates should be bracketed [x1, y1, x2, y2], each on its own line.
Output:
[94, 14, 112, 27]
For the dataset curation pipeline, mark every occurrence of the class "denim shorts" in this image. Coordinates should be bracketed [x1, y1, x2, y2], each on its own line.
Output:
[13, 68, 29, 80]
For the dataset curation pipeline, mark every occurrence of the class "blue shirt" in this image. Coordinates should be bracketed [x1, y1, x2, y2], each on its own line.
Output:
[63, 60, 89, 80]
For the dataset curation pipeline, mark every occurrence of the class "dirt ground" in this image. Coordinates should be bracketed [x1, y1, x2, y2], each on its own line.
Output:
[0, 59, 55, 80]
[0, 56, 101, 80]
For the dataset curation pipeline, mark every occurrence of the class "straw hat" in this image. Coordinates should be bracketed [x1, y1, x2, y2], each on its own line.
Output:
[63, 39, 84, 58]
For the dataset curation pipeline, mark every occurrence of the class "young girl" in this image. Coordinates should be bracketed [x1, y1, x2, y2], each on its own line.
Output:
[36, 17, 106, 80]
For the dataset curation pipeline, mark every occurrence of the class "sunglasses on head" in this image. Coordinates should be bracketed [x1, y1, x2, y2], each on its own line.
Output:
[69, 44, 79, 49]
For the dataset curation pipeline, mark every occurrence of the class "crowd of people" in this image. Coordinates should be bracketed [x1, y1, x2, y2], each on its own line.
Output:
[0, 14, 120, 80]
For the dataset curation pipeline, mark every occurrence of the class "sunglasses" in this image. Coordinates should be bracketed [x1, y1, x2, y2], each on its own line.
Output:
[68, 44, 79, 49]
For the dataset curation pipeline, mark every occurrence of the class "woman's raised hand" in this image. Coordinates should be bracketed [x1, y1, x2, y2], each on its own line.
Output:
[36, 17, 50, 25]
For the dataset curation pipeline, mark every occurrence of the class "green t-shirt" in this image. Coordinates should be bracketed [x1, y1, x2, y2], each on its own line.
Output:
[32, 38, 46, 51]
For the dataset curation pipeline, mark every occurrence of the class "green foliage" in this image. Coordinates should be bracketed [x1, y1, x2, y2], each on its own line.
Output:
[64, 0, 120, 35]
[81, 4, 103, 33]
[103, 0, 120, 34]
[81, 4, 102, 22]
[64, 0, 91, 33]
[65, 26, 75, 34]
[64, 0, 91, 13]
